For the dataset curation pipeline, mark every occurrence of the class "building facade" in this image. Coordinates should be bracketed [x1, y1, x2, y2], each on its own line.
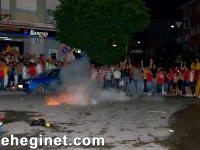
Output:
[190, 0, 200, 52]
[0, 0, 64, 60]
[180, 0, 200, 53]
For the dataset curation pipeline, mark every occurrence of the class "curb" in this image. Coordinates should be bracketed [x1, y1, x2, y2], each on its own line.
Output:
[0, 91, 27, 95]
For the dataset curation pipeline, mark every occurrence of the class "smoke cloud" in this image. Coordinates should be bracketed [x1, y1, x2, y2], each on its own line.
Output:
[45, 52, 130, 106]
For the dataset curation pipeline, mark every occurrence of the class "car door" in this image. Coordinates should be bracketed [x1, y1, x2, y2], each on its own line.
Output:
[47, 70, 62, 91]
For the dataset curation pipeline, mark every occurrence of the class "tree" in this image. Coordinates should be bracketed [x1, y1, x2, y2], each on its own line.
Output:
[54, 0, 150, 64]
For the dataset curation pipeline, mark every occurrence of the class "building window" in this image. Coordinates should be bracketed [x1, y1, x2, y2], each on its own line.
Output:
[47, 10, 54, 17]
[46, 10, 55, 23]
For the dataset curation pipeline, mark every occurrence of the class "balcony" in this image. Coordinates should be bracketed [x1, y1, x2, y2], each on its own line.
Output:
[45, 10, 55, 24]
[0, 4, 10, 14]
[17, 8, 37, 15]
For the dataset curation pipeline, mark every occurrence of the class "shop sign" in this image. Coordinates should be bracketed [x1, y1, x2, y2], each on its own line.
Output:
[29, 30, 48, 37]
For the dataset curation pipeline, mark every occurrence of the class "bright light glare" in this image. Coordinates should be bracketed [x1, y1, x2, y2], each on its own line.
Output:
[171, 25, 175, 28]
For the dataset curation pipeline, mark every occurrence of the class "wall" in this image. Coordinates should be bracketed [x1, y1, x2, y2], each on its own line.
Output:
[46, 0, 60, 10]
[23, 38, 31, 54]
[44, 39, 62, 61]
[16, 0, 37, 10]
[15, 14, 37, 22]
[1, 0, 10, 10]
[23, 38, 44, 57]
[31, 38, 44, 58]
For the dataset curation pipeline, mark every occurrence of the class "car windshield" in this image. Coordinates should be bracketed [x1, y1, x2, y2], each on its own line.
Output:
[39, 70, 54, 77]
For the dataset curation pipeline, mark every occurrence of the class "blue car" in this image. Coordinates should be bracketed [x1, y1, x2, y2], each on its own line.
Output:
[18, 69, 61, 95]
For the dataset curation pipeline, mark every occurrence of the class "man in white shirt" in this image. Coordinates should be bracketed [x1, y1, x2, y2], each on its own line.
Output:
[189, 68, 195, 97]
[113, 66, 121, 90]
[36, 60, 42, 75]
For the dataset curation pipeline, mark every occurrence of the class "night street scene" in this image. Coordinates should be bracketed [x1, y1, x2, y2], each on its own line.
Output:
[0, 0, 200, 150]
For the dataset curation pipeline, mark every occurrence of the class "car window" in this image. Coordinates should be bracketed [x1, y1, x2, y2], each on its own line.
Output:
[51, 70, 60, 77]
[39, 70, 54, 77]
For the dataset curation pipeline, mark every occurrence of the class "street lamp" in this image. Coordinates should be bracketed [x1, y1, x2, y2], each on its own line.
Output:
[171, 25, 175, 28]
[137, 41, 141, 44]
[112, 41, 117, 47]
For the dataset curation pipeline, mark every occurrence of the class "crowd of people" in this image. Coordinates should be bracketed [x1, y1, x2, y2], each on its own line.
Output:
[91, 58, 200, 98]
[0, 50, 64, 91]
[1, 49, 200, 99]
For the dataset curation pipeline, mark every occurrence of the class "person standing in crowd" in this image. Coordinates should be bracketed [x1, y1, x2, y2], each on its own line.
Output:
[130, 66, 135, 95]
[41, 62, 46, 72]
[97, 66, 105, 89]
[104, 66, 112, 89]
[24, 53, 30, 61]
[113, 66, 121, 91]
[30, 63, 36, 77]
[91, 65, 97, 80]
[133, 66, 139, 94]
[18, 54, 24, 63]
[168, 68, 174, 96]
[46, 58, 56, 70]
[157, 69, 164, 95]
[3, 60, 9, 91]
[183, 66, 190, 97]
[137, 68, 144, 94]
[123, 63, 131, 95]
[0, 59, 4, 91]
[40, 54, 46, 65]
[22, 63, 28, 79]
[141, 60, 148, 94]
[36, 60, 42, 75]
[14, 64, 19, 90]
[189, 68, 195, 97]
[5, 54, 10, 65]
[18, 62, 23, 83]
[147, 69, 153, 95]
[151, 64, 157, 94]
[29, 55, 35, 63]
[9, 63, 15, 91]
[176, 70, 183, 97]
[163, 70, 169, 96]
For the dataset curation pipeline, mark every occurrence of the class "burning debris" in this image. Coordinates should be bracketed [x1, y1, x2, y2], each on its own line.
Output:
[45, 84, 94, 106]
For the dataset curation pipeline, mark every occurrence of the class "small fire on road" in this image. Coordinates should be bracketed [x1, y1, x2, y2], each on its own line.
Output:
[45, 85, 91, 106]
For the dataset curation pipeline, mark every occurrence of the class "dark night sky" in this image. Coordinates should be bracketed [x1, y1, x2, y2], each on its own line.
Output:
[146, 0, 189, 20]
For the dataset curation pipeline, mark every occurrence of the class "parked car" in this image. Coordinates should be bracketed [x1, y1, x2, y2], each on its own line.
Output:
[18, 69, 61, 95]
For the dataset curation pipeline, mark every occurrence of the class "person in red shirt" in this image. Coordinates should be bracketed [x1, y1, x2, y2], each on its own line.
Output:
[147, 69, 153, 95]
[157, 70, 164, 95]
[29, 63, 36, 77]
[168, 68, 174, 96]
[40, 54, 46, 65]
[183, 67, 190, 96]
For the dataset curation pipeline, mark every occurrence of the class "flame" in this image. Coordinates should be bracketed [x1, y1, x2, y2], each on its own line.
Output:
[45, 84, 91, 106]
[46, 97, 60, 105]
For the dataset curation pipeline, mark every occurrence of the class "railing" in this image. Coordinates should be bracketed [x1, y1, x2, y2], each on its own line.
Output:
[17, 8, 37, 15]
[0, 5, 10, 11]
[46, 10, 55, 24]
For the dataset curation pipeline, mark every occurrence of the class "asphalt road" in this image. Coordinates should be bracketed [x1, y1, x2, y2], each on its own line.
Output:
[0, 93, 199, 150]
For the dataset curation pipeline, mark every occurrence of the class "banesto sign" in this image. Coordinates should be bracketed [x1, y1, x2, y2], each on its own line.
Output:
[30, 30, 48, 37]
